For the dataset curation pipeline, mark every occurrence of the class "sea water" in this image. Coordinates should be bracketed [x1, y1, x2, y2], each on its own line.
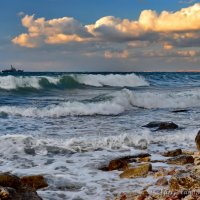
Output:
[0, 72, 199, 199]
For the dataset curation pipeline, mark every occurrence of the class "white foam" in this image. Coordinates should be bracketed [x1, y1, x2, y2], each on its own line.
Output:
[126, 88, 200, 109]
[0, 76, 60, 90]
[74, 73, 149, 87]
[1, 88, 200, 117]
[0, 73, 148, 90]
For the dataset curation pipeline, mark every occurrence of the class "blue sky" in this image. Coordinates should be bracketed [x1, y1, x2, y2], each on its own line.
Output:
[0, 0, 200, 71]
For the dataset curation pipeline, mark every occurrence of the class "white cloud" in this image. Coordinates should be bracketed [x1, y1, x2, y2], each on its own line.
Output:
[12, 3, 200, 51]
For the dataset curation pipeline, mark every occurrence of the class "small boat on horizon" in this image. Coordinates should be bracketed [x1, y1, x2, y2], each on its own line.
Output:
[2, 65, 24, 74]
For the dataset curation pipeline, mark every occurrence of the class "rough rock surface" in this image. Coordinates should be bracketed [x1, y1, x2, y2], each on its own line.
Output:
[166, 155, 194, 165]
[169, 173, 200, 191]
[120, 164, 152, 179]
[0, 173, 44, 200]
[144, 121, 178, 131]
[162, 149, 182, 157]
[21, 175, 48, 190]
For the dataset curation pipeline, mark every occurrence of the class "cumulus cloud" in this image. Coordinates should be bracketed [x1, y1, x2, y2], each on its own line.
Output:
[12, 15, 92, 47]
[12, 3, 200, 50]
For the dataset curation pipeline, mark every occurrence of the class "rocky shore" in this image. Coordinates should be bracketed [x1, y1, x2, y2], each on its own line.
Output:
[101, 122, 200, 200]
[0, 173, 47, 200]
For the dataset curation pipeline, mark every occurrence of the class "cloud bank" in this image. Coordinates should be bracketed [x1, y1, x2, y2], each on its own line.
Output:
[13, 3, 200, 49]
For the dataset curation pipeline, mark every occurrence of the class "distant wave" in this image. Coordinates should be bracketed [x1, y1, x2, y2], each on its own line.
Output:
[0, 73, 149, 90]
[1, 88, 200, 117]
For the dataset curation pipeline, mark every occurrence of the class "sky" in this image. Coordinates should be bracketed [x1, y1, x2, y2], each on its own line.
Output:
[0, 0, 200, 72]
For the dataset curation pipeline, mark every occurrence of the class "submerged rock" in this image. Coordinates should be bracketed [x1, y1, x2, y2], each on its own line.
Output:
[21, 175, 48, 190]
[171, 109, 189, 113]
[162, 149, 182, 157]
[144, 121, 178, 131]
[119, 163, 152, 179]
[166, 155, 194, 165]
[24, 148, 36, 156]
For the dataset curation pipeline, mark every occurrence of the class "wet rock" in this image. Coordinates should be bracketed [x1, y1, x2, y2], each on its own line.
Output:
[166, 155, 194, 165]
[195, 130, 200, 152]
[144, 121, 178, 131]
[99, 153, 151, 171]
[137, 156, 151, 163]
[21, 175, 48, 190]
[108, 159, 128, 171]
[24, 148, 36, 156]
[156, 177, 168, 186]
[46, 146, 74, 155]
[169, 173, 200, 191]
[143, 121, 163, 128]
[0, 187, 12, 199]
[135, 190, 149, 200]
[120, 164, 152, 179]
[0, 173, 43, 200]
[118, 153, 151, 163]
[0, 173, 21, 189]
[162, 149, 182, 157]
[157, 122, 178, 131]
[171, 109, 189, 113]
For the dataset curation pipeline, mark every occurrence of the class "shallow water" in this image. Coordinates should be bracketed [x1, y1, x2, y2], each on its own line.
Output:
[0, 72, 199, 199]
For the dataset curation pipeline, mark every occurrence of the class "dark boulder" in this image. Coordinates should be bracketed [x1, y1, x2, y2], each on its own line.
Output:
[166, 155, 194, 165]
[21, 175, 48, 190]
[144, 121, 178, 131]
[195, 130, 200, 152]
[162, 149, 182, 157]
[0, 173, 43, 200]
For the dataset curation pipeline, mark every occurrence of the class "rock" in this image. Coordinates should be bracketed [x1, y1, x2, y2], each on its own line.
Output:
[24, 148, 36, 156]
[0, 173, 21, 189]
[99, 153, 151, 171]
[166, 155, 194, 165]
[135, 190, 149, 200]
[195, 130, 200, 152]
[120, 164, 152, 179]
[137, 156, 151, 163]
[157, 122, 178, 131]
[143, 121, 178, 131]
[21, 175, 48, 190]
[156, 177, 168, 186]
[171, 109, 189, 113]
[162, 149, 182, 157]
[169, 173, 200, 191]
[143, 121, 163, 128]
[0, 187, 12, 199]
[108, 159, 128, 171]
[118, 153, 151, 163]
[0, 173, 43, 200]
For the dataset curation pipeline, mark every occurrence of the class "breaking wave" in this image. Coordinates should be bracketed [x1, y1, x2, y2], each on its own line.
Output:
[0, 73, 149, 90]
[1, 88, 200, 117]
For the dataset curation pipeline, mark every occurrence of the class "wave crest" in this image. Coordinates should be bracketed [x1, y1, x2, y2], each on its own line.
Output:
[0, 73, 149, 90]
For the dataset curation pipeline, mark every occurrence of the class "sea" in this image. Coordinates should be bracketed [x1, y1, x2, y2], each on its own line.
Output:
[0, 72, 199, 199]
